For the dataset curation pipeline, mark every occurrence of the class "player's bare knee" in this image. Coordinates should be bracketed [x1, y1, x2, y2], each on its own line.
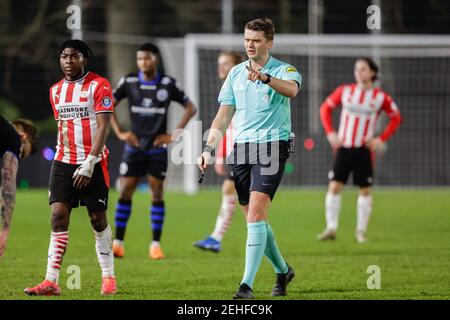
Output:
[50, 210, 69, 231]
[329, 181, 343, 194]
[359, 187, 371, 196]
[89, 212, 107, 232]
[120, 187, 134, 201]
[222, 179, 236, 195]
[151, 188, 164, 202]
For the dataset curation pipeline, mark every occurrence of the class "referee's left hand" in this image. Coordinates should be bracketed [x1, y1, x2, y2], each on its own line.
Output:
[197, 152, 212, 173]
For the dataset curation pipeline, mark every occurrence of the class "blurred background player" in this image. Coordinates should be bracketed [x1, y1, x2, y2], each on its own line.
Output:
[111, 43, 197, 260]
[0, 116, 38, 257]
[25, 40, 117, 296]
[317, 57, 402, 243]
[194, 51, 242, 253]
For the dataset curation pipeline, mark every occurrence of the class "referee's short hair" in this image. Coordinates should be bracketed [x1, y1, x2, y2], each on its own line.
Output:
[245, 18, 275, 41]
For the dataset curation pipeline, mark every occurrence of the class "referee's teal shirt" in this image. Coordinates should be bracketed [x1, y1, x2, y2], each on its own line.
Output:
[218, 55, 301, 143]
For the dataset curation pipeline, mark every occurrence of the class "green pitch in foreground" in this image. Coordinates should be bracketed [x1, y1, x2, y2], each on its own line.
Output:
[0, 188, 449, 300]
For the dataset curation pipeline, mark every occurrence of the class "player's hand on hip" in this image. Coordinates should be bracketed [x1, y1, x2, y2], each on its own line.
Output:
[153, 134, 172, 148]
[120, 131, 140, 148]
[327, 132, 342, 151]
[72, 155, 97, 189]
[197, 152, 212, 173]
[0, 228, 10, 258]
[366, 137, 383, 151]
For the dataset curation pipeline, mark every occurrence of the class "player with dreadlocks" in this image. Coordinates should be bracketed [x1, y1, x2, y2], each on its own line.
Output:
[25, 39, 117, 296]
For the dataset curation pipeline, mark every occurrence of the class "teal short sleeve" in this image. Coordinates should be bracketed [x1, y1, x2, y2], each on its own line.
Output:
[218, 71, 236, 106]
[281, 65, 302, 88]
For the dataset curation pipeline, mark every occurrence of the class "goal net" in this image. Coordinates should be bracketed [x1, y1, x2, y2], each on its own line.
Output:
[164, 34, 450, 194]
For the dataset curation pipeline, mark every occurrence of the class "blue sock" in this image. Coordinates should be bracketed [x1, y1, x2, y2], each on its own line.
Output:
[241, 221, 267, 289]
[265, 223, 288, 274]
[114, 199, 131, 241]
[151, 201, 165, 242]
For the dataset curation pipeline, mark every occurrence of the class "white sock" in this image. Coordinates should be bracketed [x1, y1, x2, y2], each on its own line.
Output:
[357, 195, 373, 233]
[94, 225, 114, 278]
[211, 194, 237, 241]
[45, 231, 69, 283]
[325, 192, 341, 231]
[151, 241, 160, 247]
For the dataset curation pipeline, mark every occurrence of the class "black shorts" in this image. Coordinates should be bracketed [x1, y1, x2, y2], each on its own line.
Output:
[224, 164, 235, 181]
[119, 145, 168, 180]
[49, 159, 110, 212]
[330, 147, 374, 187]
[231, 141, 289, 206]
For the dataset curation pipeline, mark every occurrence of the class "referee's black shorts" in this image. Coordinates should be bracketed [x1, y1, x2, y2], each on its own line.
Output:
[49, 159, 110, 212]
[329, 147, 374, 187]
[230, 141, 289, 206]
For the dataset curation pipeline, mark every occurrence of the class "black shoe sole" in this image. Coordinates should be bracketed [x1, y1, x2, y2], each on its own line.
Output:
[271, 269, 295, 297]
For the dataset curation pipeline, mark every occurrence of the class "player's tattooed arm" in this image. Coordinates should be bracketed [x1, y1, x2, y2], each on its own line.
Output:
[1, 151, 18, 231]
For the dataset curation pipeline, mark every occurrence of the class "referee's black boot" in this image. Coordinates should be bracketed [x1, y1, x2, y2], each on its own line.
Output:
[233, 283, 254, 299]
[271, 264, 295, 297]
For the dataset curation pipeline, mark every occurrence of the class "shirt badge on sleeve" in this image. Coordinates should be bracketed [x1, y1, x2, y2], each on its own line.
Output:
[102, 96, 113, 108]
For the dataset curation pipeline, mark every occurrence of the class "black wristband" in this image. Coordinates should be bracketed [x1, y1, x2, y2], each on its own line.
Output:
[203, 145, 214, 155]
[262, 73, 271, 84]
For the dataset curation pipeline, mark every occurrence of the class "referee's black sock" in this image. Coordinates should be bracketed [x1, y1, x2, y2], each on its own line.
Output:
[114, 199, 132, 241]
[150, 201, 165, 242]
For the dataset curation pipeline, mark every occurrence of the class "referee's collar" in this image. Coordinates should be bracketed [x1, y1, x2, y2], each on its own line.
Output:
[253, 55, 275, 73]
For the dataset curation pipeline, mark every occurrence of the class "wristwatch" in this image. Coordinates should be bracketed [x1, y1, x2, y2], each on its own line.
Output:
[262, 73, 271, 84]
[203, 145, 214, 156]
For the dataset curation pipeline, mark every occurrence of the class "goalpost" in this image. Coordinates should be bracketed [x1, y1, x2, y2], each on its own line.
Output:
[159, 34, 450, 194]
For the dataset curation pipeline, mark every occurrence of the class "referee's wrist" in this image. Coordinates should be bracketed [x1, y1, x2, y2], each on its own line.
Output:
[203, 145, 214, 155]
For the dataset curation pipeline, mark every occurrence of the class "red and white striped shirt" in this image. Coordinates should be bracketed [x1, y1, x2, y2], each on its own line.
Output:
[216, 119, 234, 163]
[50, 72, 114, 164]
[320, 83, 401, 148]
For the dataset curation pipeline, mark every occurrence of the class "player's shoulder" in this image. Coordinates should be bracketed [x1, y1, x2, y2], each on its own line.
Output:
[50, 79, 64, 92]
[374, 86, 391, 96]
[87, 72, 112, 86]
[159, 74, 177, 86]
[123, 72, 139, 82]
[339, 83, 356, 91]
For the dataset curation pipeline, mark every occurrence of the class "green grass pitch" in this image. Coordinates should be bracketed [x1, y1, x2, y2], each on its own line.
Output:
[0, 188, 449, 300]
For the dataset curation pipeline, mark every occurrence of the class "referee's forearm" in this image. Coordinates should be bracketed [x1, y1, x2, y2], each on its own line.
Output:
[205, 107, 233, 149]
[268, 78, 299, 98]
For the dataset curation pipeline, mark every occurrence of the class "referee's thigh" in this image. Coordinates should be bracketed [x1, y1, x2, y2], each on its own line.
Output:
[232, 164, 252, 206]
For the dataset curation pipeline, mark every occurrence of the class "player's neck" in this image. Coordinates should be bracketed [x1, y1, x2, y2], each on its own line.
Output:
[358, 82, 373, 90]
[251, 53, 270, 70]
[65, 70, 87, 82]
[141, 70, 157, 81]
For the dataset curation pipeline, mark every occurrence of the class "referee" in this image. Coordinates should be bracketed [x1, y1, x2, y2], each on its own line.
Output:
[197, 18, 301, 299]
